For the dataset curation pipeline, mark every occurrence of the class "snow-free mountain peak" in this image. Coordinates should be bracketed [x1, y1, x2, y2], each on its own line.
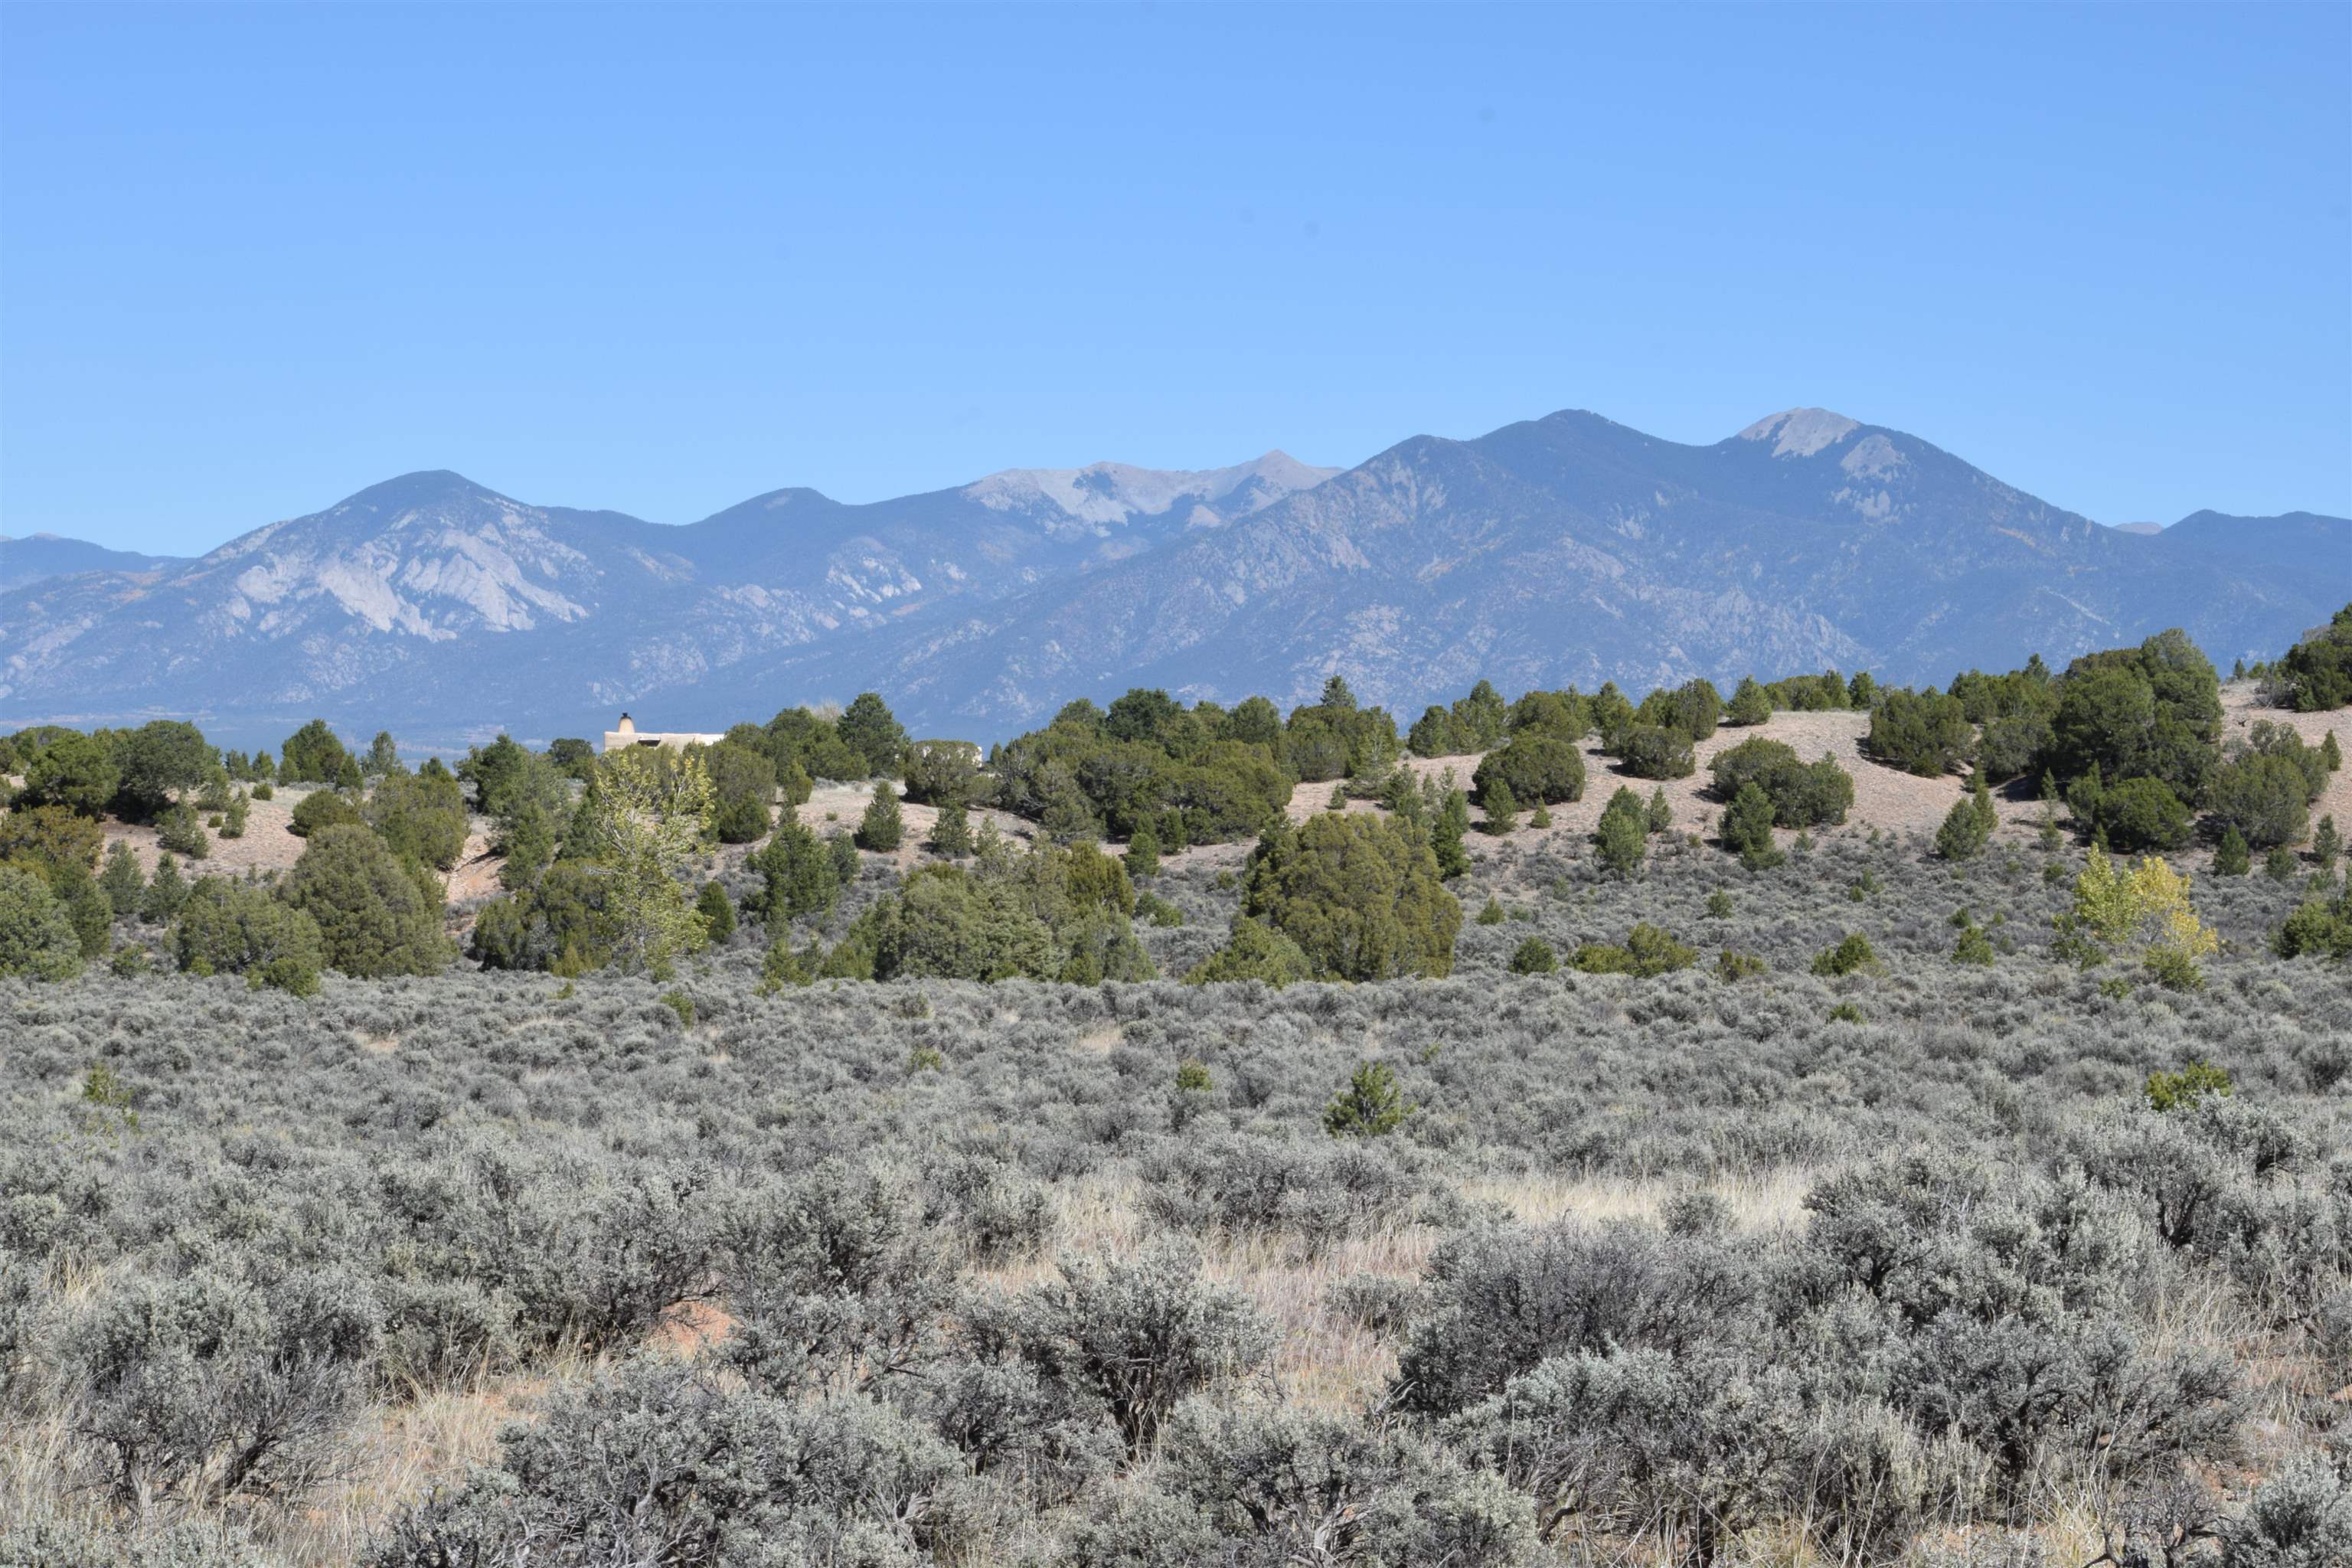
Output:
[327, 469, 516, 517]
[4, 411, 2343, 747]
[1736, 407, 1864, 458]
[959, 451, 1336, 531]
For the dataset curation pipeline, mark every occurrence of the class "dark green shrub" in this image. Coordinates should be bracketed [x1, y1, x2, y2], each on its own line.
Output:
[140, 851, 189, 923]
[1472, 732, 1586, 806]
[288, 789, 361, 838]
[694, 881, 736, 942]
[2047, 631, 2223, 802]
[1615, 724, 1695, 780]
[1865, 688, 1973, 777]
[1323, 1061, 1411, 1138]
[279, 719, 353, 785]
[749, 815, 839, 925]
[1720, 782, 1781, 867]
[155, 801, 210, 860]
[1709, 737, 1854, 828]
[49, 861, 111, 959]
[1595, 787, 1649, 877]
[1508, 936, 1557, 975]
[1935, 781, 1993, 861]
[1481, 778, 1517, 835]
[1238, 813, 1460, 980]
[364, 769, 466, 870]
[870, 866, 1054, 982]
[704, 740, 777, 844]
[1726, 676, 1772, 726]
[1432, 786, 1471, 879]
[170, 877, 325, 996]
[1122, 823, 1159, 880]
[836, 691, 909, 776]
[1717, 949, 1768, 981]
[1635, 678, 1721, 743]
[1811, 933, 1880, 977]
[2214, 826, 2251, 875]
[2145, 1061, 2232, 1113]
[2272, 605, 2352, 711]
[109, 720, 214, 820]
[1570, 923, 1697, 977]
[900, 739, 979, 806]
[282, 825, 450, 977]
[2207, 752, 2312, 849]
[0, 804, 103, 877]
[0, 864, 83, 981]
[2089, 776, 2193, 852]
[854, 780, 903, 851]
[1184, 916, 1314, 987]
[18, 730, 118, 817]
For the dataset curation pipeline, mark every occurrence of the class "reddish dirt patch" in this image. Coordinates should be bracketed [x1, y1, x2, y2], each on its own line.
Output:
[648, 1298, 737, 1357]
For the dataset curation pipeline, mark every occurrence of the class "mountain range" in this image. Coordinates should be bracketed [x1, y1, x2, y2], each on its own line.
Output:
[2, 534, 188, 591]
[2, 409, 2344, 749]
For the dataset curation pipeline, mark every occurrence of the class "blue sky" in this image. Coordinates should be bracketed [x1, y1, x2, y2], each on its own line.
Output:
[3, 2, 2345, 555]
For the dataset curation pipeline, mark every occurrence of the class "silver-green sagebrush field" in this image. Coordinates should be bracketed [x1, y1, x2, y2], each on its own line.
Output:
[3, 618, 2352, 1567]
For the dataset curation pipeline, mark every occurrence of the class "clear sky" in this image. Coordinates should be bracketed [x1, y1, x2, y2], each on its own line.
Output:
[2, 2, 2346, 555]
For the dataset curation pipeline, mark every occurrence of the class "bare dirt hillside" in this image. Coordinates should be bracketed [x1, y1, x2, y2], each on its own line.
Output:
[69, 682, 2347, 905]
[1255, 681, 2349, 874]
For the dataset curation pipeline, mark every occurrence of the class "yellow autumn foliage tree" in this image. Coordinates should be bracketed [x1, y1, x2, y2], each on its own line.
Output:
[2054, 848, 2218, 991]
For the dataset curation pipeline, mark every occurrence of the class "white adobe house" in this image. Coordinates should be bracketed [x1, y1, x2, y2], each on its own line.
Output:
[600, 713, 727, 753]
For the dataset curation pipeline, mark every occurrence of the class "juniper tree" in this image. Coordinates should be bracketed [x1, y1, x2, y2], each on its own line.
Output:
[361, 730, 401, 779]
[1481, 779, 1517, 835]
[21, 730, 119, 817]
[695, 880, 737, 943]
[1936, 793, 1989, 861]
[927, 798, 974, 859]
[97, 841, 145, 920]
[282, 825, 451, 978]
[108, 720, 213, 822]
[1120, 822, 1158, 879]
[1726, 675, 1773, 725]
[498, 803, 557, 891]
[855, 780, 904, 852]
[141, 851, 190, 924]
[1646, 787, 1674, 835]
[1595, 787, 1648, 877]
[2213, 826, 2250, 876]
[52, 860, 112, 959]
[0, 864, 83, 981]
[1431, 786, 1471, 880]
[1721, 782, 1780, 868]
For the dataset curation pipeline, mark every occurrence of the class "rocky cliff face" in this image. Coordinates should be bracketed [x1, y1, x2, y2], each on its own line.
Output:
[2, 412, 2341, 747]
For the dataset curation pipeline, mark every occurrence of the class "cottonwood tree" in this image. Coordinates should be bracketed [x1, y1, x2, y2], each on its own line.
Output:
[588, 747, 717, 976]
